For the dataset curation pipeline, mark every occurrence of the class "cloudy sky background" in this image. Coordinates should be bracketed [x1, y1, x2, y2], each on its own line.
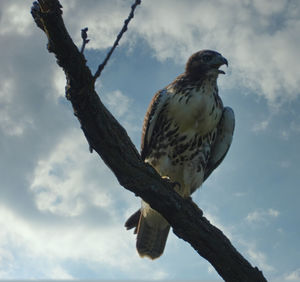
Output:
[0, 0, 300, 280]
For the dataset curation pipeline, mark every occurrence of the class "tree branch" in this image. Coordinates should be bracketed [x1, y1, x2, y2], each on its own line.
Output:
[31, 1, 267, 281]
[80, 27, 90, 54]
[93, 0, 141, 81]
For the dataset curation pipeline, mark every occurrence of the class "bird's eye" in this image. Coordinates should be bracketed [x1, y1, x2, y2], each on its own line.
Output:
[202, 55, 212, 62]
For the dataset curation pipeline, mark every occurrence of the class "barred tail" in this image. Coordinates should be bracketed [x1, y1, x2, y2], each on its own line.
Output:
[136, 211, 170, 259]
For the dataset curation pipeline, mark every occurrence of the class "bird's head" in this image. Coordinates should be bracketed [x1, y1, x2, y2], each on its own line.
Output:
[185, 50, 228, 79]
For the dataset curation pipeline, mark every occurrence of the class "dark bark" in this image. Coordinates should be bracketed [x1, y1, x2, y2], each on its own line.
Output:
[31, 1, 267, 281]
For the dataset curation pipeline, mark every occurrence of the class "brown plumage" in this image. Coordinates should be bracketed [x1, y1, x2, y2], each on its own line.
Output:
[125, 50, 235, 259]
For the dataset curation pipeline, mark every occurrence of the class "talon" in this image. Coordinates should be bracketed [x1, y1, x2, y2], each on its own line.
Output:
[172, 181, 181, 191]
[162, 176, 171, 181]
[162, 176, 182, 193]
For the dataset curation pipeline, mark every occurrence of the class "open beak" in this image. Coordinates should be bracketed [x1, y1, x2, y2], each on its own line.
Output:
[217, 56, 228, 74]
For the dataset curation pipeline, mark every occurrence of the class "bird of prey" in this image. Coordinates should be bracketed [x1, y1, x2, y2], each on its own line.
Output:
[125, 50, 235, 259]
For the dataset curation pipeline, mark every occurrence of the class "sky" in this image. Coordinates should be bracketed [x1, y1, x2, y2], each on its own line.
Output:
[0, 0, 299, 281]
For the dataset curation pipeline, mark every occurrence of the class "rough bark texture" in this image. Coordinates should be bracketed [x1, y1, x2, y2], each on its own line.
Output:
[31, 1, 268, 281]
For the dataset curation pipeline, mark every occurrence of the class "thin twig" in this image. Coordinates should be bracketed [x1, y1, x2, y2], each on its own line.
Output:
[80, 27, 90, 54]
[93, 0, 141, 81]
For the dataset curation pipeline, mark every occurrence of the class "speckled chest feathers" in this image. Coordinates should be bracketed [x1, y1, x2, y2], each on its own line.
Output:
[143, 73, 223, 196]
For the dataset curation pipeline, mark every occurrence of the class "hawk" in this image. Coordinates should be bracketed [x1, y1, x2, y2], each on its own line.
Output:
[125, 50, 235, 259]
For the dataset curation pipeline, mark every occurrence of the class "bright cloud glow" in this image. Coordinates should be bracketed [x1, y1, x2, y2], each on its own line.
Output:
[30, 129, 114, 217]
[247, 248, 274, 272]
[52, 68, 67, 100]
[0, 205, 159, 278]
[131, 0, 300, 104]
[285, 268, 300, 281]
[0, 2, 33, 35]
[101, 89, 141, 135]
[62, 0, 130, 49]
[48, 0, 300, 105]
[102, 90, 131, 118]
[48, 266, 74, 279]
[252, 119, 270, 133]
[0, 78, 34, 136]
[246, 208, 280, 223]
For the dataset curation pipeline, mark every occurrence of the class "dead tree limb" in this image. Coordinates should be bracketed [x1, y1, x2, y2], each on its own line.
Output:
[93, 0, 141, 80]
[31, 1, 267, 281]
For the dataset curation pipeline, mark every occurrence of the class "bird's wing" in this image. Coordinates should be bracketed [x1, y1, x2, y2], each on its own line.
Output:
[126, 108, 234, 234]
[140, 88, 169, 160]
[204, 107, 235, 181]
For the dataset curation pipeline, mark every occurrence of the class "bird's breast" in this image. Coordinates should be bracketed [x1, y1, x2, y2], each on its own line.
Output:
[168, 85, 223, 135]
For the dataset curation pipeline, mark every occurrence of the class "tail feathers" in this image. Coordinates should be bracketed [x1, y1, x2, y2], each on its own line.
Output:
[136, 213, 170, 259]
[125, 209, 141, 234]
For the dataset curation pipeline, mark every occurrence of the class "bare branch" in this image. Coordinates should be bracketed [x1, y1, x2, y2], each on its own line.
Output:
[80, 27, 90, 54]
[93, 0, 142, 81]
[30, 1, 268, 281]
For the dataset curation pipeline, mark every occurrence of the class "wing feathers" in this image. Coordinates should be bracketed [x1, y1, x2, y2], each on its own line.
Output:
[204, 107, 235, 181]
[141, 89, 169, 160]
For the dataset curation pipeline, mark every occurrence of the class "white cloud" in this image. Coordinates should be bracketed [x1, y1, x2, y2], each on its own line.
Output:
[278, 115, 300, 140]
[234, 192, 247, 197]
[0, 4, 149, 277]
[30, 128, 115, 217]
[49, 266, 74, 279]
[102, 90, 131, 118]
[236, 238, 275, 274]
[205, 212, 234, 241]
[0, 2, 33, 36]
[246, 208, 280, 223]
[200, 209, 276, 276]
[285, 268, 300, 281]
[131, 0, 300, 104]
[152, 270, 169, 280]
[101, 89, 141, 136]
[252, 119, 270, 132]
[62, 0, 131, 50]
[0, 247, 14, 278]
[0, 203, 167, 279]
[0, 78, 34, 136]
[0, 109, 34, 137]
[252, 0, 286, 16]
[54, 0, 300, 105]
[25, 127, 168, 278]
[268, 208, 280, 217]
[52, 68, 66, 100]
[247, 248, 274, 272]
